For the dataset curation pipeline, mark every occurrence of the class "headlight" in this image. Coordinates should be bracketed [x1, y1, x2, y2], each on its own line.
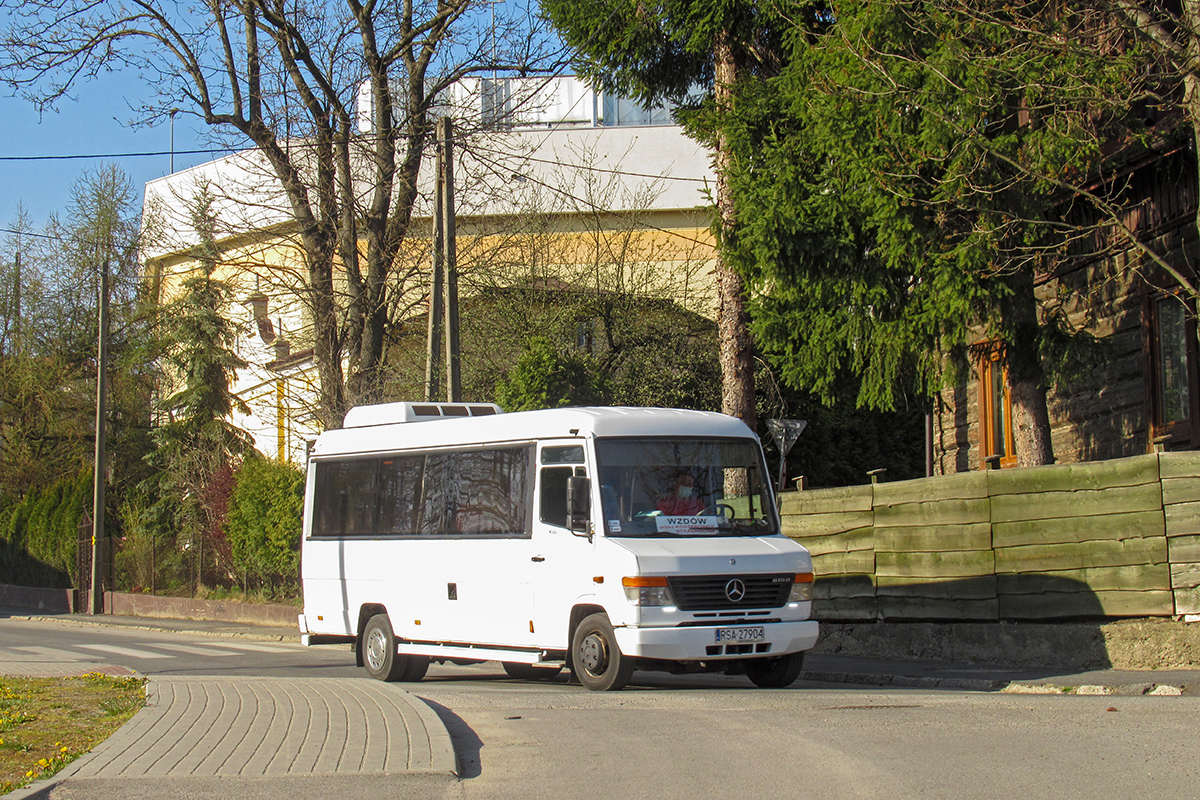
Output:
[788, 572, 814, 603]
[622, 576, 674, 606]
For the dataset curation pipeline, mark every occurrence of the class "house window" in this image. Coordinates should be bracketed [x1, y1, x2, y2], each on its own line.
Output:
[978, 345, 1016, 468]
[1146, 293, 1200, 449]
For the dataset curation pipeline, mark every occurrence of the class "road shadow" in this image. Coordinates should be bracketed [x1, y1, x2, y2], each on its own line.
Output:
[420, 697, 483, 779]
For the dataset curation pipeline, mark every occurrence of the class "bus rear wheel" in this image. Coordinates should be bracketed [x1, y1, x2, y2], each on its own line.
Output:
[362, 614, 426, 682]
[571, 613, 634, 691]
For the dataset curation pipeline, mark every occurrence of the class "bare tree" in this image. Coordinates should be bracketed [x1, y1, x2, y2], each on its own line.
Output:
[1, 0, 558, 428]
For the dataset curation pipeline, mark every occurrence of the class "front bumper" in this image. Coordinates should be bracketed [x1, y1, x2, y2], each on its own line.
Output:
[613, 619, 819, 662]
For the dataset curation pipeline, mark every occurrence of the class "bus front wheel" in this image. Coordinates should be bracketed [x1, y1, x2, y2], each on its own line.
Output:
[362, 614, 426, 682]
[571, 613, 634, 691]
[745, 652, 805, 688]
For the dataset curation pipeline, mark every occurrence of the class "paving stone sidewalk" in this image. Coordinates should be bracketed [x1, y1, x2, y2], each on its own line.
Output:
[8, 675, 456, 800]
[66, 676, 455, 778]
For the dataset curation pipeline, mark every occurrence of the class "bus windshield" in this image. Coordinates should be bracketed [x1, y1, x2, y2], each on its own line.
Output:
[594, 437, 777, 537]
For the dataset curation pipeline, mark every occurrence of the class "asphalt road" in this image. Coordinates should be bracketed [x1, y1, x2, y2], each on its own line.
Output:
[4, 618, 1199, 799]
[419, 681, 1200, 799]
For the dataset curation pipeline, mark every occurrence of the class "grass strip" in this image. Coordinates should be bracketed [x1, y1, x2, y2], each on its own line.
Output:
[0, 673, 146, 793]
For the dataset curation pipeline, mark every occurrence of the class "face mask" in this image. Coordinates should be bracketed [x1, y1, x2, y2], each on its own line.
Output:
[677, 486, 693, 499]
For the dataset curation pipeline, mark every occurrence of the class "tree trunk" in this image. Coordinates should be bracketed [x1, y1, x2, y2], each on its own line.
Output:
[713, 30, 757, 432]
[1005, 271, 1054, 467]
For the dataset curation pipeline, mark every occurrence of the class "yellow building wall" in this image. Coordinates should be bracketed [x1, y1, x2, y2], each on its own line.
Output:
[147, 210, 718, 459]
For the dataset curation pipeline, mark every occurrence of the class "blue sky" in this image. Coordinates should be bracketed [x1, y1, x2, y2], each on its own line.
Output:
[0, 1, 557, 236]
[1, 71, 214, 230]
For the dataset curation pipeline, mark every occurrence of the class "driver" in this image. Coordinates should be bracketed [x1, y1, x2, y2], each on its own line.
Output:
[656, 472, 705, 516]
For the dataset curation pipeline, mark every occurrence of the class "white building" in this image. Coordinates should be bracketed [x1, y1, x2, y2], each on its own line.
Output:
[143, 77, 719, 463]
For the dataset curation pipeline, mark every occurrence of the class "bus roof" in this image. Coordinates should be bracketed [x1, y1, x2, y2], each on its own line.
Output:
[311, 406, 757, 458]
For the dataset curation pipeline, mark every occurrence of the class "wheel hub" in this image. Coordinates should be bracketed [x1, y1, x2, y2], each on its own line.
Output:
[366, 629, 387, 671]
[579, 632, 607, 674]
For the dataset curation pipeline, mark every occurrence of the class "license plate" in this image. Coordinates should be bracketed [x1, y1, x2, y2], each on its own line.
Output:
[714, 626, 766, 643]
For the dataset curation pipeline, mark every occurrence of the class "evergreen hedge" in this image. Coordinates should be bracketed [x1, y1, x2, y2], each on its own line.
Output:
[224, 457, 304, 591]
[0, 471, 91, 589]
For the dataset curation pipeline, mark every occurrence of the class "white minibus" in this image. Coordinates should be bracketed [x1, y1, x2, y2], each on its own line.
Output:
[298, 402, 819, 690]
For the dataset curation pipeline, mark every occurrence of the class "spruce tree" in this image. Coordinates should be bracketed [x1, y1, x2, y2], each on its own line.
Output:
[712, 1, 1141, 466]
[149, 189, 254, 585]
[542, 0, 805, 432]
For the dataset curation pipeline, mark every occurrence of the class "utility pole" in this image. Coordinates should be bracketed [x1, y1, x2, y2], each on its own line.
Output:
[426, 116, 461, 402]
[439, 116, 461, 401]
[11, 242, 20, 355]
[424, 136, 445, 402]
[90, 258, 110, 615]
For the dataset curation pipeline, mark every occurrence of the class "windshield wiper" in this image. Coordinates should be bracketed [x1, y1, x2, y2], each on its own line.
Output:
[726, 520, 773, 536]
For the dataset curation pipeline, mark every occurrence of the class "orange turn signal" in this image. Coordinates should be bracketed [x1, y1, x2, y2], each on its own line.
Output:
[622, 576, 668, 588]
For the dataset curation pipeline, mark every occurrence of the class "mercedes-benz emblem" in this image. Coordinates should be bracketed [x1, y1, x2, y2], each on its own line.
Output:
[725, 579, 746, 602]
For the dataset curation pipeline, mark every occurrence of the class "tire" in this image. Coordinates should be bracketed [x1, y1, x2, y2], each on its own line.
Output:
[362, 614, 405, 681]
[746, 652, 805, 688]
[503, 662, 563, 681]
[399, 655, 429, 682]
[362, 614, 426, 682]
[571, 613, 634, 691]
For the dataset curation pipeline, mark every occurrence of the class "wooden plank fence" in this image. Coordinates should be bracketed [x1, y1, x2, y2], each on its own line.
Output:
[780, 452, 1200, 621]
[1163, 452, 1200, 615]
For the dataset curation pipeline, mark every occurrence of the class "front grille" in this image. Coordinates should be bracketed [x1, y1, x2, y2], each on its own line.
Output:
[667, 573, 793, 611]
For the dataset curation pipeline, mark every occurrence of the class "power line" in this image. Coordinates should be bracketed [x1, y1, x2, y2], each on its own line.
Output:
[2, 137, 712, 186]
[0, 147, 235, 162]
[0, 225, 68, 243]
[0, 223, 143, 250]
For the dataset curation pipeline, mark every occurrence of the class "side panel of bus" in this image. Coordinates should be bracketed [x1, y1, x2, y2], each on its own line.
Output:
[302, 441, 541, 649]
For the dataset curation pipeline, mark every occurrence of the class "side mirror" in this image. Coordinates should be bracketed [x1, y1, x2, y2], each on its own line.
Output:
[567, 476, 590, 536]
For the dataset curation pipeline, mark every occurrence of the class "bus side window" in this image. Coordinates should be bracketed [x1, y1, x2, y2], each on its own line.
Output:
[314, 459, 378, 536]
[377, 456, 424, 535]
[422, 448, 531, 536]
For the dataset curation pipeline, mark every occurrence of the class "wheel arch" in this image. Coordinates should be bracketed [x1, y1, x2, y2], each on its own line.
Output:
[568, 603, 607, 644]
[354, 603, 389, 667]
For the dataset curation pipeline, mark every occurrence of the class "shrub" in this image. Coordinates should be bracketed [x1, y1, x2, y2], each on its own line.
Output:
[0, 472, 90, 589]
[496, 336, 609, 411]
[224, 457, 303, 591]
